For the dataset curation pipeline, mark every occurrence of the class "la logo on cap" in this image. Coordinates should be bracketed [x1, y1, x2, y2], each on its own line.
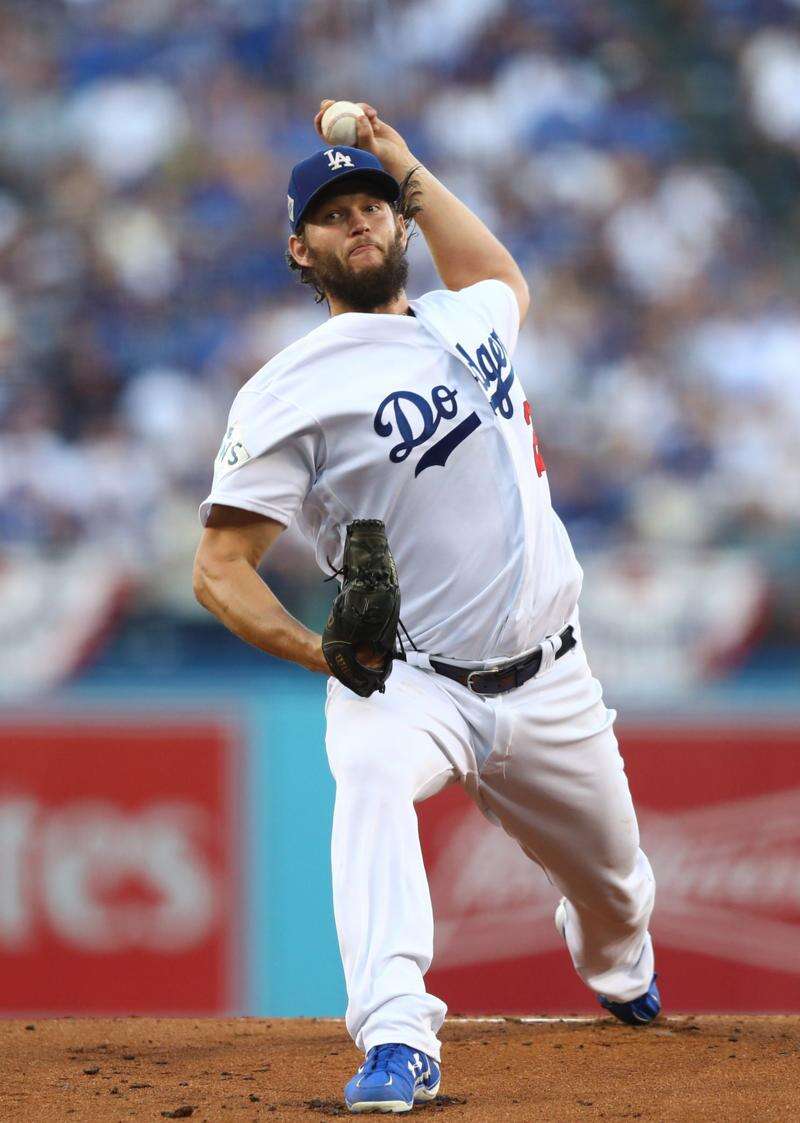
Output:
[325, 149, 354, 171]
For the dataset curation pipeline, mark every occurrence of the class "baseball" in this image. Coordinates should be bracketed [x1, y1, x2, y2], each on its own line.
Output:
[321, 100, 364, 147]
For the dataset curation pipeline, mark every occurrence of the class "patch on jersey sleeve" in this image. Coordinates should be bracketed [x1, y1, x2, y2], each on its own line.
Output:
[215, 420, 252, 478]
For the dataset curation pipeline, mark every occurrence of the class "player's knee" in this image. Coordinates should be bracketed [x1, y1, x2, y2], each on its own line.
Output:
[604, 883, 643, 926]
[592, 865, 654, 930]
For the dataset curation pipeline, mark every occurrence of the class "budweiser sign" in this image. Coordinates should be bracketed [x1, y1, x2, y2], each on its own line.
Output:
[429, 788, 800, 976]
[420, 724, 800, 1012]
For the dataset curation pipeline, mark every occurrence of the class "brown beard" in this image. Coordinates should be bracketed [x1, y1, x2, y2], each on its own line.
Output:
[305, 229, 409, 312]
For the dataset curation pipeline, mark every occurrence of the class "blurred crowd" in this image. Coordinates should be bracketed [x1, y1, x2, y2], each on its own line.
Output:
[1, 0, 799, 674]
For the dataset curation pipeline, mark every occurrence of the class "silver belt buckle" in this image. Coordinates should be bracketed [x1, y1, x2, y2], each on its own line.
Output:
[466, 667, 496, 695]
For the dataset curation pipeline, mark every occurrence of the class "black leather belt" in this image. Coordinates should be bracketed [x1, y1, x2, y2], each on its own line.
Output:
[429, 625, 576, 696]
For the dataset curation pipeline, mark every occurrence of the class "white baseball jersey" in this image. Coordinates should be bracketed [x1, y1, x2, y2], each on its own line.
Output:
[200, 279, 582, 661]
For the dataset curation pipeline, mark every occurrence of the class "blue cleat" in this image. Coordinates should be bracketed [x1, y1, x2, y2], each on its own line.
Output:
[554, 897, 661, 1026]
[344, 1043, 441, 1114]
[599, 973, 661, 1025]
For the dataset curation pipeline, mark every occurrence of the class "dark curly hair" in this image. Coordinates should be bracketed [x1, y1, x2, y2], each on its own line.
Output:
[285, 166, 423, 303]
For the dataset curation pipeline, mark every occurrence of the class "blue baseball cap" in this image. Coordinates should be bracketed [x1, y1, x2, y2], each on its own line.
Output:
[287, 146, 400, 233]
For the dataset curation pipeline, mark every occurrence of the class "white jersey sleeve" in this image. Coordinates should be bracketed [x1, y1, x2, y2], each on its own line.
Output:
[199, 388, 324, 527]
[451, 279, 521, 357]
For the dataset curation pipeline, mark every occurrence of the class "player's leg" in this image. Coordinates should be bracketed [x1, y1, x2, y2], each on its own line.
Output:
[325, 658, 476, 1062]
[475, 639, 656, 1005]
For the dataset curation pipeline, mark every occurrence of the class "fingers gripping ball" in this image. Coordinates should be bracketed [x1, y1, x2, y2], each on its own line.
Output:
[320, 100, 364, 147]
[322, 520, 401, 698]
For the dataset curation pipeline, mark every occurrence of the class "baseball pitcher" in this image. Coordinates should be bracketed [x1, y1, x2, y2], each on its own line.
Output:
[194, 100, 659, 1114]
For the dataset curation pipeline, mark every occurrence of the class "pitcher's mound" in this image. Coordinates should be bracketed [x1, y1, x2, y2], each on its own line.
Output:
[1, 1015, 797, 1121]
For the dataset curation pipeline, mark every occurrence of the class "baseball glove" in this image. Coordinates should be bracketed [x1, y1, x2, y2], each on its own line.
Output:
[322, 519, 400, 698]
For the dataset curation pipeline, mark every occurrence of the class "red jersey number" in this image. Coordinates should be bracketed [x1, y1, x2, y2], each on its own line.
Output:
[523, 400, 546, 477]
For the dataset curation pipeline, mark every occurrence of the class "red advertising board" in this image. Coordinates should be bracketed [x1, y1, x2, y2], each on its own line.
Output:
[0, 717, 240, 1014]
[419, 724, 800, 1013]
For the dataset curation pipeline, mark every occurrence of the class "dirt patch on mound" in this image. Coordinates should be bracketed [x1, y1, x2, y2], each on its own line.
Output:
[0, 1015, 797, 1121]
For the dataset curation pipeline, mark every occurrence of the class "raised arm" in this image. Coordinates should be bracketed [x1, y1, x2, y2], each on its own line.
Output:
[314, 100, 530, 322]
[193, 505, 328, 673]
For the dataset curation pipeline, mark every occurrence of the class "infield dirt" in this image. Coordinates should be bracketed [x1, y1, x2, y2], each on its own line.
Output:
[0, 1015, 797, 1121]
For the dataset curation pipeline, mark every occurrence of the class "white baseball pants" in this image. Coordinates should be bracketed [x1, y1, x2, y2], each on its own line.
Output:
[324, 629, 655, 1061]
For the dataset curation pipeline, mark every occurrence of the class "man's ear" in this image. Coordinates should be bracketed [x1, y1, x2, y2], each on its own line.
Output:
[396, 213, 408, 251]
[288, 233, 311, 268]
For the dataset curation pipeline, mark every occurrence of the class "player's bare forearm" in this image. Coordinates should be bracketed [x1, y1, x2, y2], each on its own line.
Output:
[314, 99, 529, 317]
[400, 164, 529, 312]
[194, 556, 327, 673]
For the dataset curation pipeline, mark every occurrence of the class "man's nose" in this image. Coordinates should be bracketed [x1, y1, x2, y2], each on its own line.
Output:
[349, 214, 370, 235]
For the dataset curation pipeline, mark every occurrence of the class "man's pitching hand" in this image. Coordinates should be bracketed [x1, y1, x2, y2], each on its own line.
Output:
[314, 100, 417, 181]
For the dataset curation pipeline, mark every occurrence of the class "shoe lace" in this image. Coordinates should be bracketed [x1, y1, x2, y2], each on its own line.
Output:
[362, 1044, 410, 1076]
